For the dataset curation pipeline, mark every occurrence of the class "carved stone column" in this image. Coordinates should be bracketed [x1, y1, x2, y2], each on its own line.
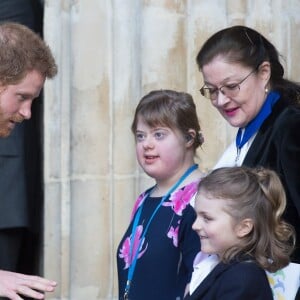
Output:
[42, 1, 300, 299]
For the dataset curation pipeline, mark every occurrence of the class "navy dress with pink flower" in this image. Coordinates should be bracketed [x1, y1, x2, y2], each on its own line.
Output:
[117, 181, 201, 300]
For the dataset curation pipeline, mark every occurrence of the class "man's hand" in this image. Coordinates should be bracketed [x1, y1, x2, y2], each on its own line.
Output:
[0, 270, 57, 300]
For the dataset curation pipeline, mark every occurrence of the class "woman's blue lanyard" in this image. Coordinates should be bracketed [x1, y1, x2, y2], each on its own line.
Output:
[123, 164, 198, 300]
[235, 91, 280, 163]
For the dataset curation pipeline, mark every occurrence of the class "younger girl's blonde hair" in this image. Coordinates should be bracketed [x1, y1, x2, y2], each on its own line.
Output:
[197, 166, 295, 272]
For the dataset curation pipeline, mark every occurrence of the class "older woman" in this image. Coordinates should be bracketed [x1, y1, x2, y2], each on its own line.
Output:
[196, 25, 300, 263]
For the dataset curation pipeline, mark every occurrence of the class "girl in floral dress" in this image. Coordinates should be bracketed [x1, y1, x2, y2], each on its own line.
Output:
[117, 90, 204, 300]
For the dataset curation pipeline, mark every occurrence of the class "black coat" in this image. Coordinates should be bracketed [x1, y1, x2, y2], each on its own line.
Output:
[184, 260, 273, 300]
[243, 98, 300, 262]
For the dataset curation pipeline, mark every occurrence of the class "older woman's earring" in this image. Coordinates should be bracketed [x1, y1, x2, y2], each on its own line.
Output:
[265, 87, 269, 93]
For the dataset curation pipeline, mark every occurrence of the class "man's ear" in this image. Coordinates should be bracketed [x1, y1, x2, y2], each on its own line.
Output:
[235, 218, 254, 238]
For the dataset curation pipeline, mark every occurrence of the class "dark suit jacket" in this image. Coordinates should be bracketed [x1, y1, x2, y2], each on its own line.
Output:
[185, 260, 273, 300]
[0, 0, 43, 230]
[243, 98, 300, 262]
[0, 124, 28, 228]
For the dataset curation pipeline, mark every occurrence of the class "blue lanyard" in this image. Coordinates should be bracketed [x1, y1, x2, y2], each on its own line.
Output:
[236, 91, 280, 150]
[123, 164, 198, 299]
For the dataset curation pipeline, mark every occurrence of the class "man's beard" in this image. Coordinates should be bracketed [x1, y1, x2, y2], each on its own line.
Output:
[0, 109, 10, 137]
[0, 107, 24, 137]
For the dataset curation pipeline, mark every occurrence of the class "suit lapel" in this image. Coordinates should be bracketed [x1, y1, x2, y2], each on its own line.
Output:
[243, 100, 286, 166]
[188, 262, 231, 299]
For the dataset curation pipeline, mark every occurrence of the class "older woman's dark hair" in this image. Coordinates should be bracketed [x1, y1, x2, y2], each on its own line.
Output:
[196, 25, 300, 103]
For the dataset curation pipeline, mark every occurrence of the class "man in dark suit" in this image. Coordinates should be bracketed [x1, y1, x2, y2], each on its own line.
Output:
[0, 0, 44, 275]
[0, 19, 57, 300]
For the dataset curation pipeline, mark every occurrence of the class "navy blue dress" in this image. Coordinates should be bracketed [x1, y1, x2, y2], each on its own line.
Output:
[117, 181, 201, 300]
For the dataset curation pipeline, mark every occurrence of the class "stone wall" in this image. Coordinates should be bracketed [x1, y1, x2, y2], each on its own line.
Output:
[42, 0, 300, 299]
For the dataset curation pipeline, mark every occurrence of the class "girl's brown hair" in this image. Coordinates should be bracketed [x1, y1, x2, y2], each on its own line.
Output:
[197, 166, 295, 272]
[132, 90, 204, 150]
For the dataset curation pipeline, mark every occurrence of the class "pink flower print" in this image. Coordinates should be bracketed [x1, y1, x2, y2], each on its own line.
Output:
[130, 193, 146, 221]
[167, 224, 179, 247]
[163, 182, 198, 215]
[119, 225, 148, 269]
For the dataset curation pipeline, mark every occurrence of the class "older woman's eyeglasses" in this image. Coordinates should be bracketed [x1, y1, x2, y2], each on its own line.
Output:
[200, 69, 256, 101]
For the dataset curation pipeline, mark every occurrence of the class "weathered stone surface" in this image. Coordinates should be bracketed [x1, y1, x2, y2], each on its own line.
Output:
[42, 1, 300, 299]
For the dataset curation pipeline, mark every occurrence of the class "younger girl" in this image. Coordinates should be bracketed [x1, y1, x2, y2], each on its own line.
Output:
[186, 166, 295, 300]
[117, 90, 204, 300]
